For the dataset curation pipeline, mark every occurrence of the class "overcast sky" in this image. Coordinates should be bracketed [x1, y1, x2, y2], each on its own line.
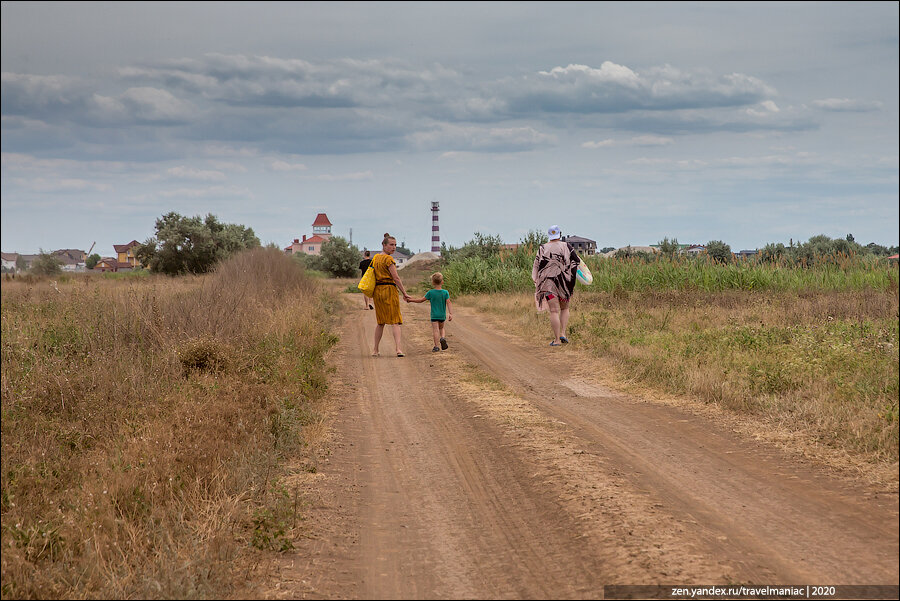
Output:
[2, 1, 898, 257]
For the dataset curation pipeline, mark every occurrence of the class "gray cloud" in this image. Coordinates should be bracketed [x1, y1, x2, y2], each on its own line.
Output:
[480, 62, 777, 118]
[121, 54, 459, 109]
[4, 55, 799, 159]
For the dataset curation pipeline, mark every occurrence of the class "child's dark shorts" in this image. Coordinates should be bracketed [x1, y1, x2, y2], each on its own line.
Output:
[431, 319, 445, 324]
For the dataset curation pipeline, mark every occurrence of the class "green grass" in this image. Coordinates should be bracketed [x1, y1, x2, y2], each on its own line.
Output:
[439, 248, 898, 296]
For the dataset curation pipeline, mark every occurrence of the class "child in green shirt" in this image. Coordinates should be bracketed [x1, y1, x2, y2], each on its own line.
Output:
[407, 272, 453, 352]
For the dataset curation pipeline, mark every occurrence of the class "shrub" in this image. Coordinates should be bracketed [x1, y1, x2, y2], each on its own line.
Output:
[29, 251, 63, 276]
[305, 236, 360, 277]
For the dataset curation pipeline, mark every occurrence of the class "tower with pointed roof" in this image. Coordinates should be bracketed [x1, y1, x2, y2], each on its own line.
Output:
[312, 213, 332, 238]
[285, 213, 333, 256]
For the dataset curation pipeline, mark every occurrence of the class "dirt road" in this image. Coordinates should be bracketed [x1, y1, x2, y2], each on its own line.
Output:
[268, 295, 898, 599]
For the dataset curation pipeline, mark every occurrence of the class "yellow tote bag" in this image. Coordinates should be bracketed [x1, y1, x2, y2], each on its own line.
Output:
[358, 265, 375, 298]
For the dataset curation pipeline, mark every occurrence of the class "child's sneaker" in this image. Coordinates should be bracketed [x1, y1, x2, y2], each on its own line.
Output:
[432, 346, 440, 352]
[440, 337, 448, 350]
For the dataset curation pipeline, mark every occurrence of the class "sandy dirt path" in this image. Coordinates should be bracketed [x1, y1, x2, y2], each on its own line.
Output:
[267, 294, 898, 599]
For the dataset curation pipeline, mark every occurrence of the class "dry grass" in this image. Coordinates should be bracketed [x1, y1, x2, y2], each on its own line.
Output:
[462, 288, 899, 467]
[1, 248, 337, 599]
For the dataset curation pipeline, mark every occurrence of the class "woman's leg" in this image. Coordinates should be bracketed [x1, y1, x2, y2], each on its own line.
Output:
[391, 324, 404, 354]
[548, 296, 562, 343]
[373, 324, 384, 354]
[431, 321, 441, 347]
[559, 298, 570, 339]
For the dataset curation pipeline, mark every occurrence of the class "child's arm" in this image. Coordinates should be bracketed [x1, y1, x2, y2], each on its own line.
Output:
[446, 297, 453, 321]
[407, 296, 426, 303]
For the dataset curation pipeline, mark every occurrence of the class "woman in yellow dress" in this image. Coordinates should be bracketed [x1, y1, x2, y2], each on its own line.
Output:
[371, 233, 411, 357]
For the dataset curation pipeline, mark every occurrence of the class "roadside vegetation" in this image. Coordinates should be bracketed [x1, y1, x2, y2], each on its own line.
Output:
[434, 233, 899, 465]
[1, 248, 337, 598]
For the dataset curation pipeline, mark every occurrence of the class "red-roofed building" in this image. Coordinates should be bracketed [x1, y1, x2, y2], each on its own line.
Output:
[286, 214, 333, 256]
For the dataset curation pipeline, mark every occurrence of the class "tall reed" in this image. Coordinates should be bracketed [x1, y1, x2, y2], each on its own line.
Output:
[439, 248, 898, 296]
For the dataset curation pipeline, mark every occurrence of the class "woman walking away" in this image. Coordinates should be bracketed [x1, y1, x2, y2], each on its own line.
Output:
[371, 233, 411, 357]
[359, 250, 374, 309]
[533, 225, 580, 347]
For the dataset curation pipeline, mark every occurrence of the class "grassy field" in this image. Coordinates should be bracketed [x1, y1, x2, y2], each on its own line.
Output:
[1, 248, 337, 599]
[463, 286, 899, 467]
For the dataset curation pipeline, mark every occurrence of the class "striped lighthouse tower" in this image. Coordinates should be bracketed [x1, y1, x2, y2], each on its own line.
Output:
[431, 201, 441, 254]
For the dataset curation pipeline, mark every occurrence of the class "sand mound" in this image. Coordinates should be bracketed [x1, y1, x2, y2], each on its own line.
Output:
[399, 252, 441, 269]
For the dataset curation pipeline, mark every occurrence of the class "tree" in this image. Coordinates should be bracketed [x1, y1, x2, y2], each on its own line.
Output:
[439, 232, 503, 263]
[31, 250, 63, 276]
[519, 230, 548, 251]
[86, 253, 101, 269]
[307, 236, 360, 277]
[758, 242, 787, 263]
[705, 240, 732, 264]
[657, 237, 680, 257]
[136, 212, 260, 275]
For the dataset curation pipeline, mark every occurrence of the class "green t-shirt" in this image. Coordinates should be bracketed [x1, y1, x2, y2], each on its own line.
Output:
[424, 288, 450, 321]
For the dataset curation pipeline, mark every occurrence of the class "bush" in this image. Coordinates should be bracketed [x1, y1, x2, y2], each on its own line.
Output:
[30, 251, 63, 276]
[305, 236, 360, 277]
[705, 240, 732, 264]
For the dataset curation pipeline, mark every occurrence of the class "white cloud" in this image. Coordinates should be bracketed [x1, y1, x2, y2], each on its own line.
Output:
[271, 160, 308, 171]
[159, 185, 251, 198]
[166, 166, 226, 181]
[202, 144, 259, 157]
[812, 98, 882, 112]
[582, 139, 617, 149]
[206, 160, 248, 173]
[539, 62, 641, 87]
[583, 135, 674, 148]
[308, 170, 374, 182]
[409, 124, 556, 152]
[498, 61, 777, 116]
[13, 177, 113, 193]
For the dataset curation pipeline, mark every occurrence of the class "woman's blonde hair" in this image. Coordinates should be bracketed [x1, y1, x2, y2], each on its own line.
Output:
[382, 233, 396, 246]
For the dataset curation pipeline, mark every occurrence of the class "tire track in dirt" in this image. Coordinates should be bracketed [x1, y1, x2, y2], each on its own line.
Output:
[268, 294, 898, 599]
[448, 304, 899, 585]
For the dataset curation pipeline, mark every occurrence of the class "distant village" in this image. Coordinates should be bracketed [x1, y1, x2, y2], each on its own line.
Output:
[0, 212, 416, 275]
[1, 242, 143, 275]
[3, 209, 773, 276]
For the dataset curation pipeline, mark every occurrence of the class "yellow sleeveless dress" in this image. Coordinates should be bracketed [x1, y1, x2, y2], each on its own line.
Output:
[371, 253, 402, 325]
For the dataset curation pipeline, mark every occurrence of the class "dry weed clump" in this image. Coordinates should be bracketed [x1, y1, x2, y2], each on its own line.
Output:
[465, 288, 899, 465]
[1, 248, 336, 599]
